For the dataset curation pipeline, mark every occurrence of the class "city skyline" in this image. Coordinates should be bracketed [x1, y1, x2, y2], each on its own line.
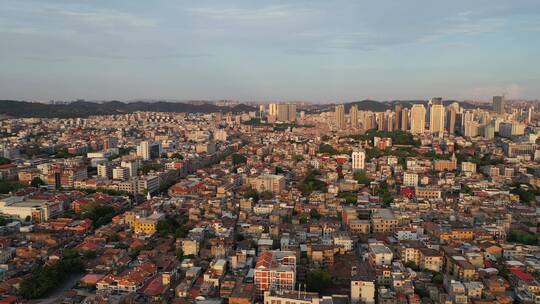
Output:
[1, 0, 540, 102]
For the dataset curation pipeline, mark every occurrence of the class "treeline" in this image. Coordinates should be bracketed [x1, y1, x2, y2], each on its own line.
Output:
[299, 169, 327, 195]
[19, 249, 84, 299]
[0, 100, 256, 118]
[345, 130, 419, 146]
[507, 229, 538, 245]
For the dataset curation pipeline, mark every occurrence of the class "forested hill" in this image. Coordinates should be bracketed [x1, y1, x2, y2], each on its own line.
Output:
[0, 100, 256, 118]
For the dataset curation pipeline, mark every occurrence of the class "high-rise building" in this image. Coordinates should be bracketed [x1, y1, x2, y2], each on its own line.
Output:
[493, 96, 505, 114]
[464, 121, 479, 137]
[394, 104, 402, 131]
[430, 104, 445, 134]
[482, 122, 495, 139]
[410, 104, 426, 134]
[276, 104, 297, 122]
[527, 107, 533, 123]
[461, 111, 474, 134]
[387, 112, 395, 132]
[269, 104, 279, 117]
[400, 108, 409, 131]
[287, 104, 297, 122]
[350, 105, 359, 128]
[335, 104, 345, 130]
[447, 108, 457, 135]
[137, 141, 161, 161]
[362, 111, 376, 131]
[377, 112, 386, 131]
[137, 141, 151, 161]
[351, 150, 366, 171]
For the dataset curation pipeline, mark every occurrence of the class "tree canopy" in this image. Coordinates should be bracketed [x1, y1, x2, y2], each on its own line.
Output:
[306, 269, 332, 294]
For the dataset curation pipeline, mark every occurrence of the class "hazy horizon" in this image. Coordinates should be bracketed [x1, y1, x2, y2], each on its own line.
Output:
[1, 0, 539, 102]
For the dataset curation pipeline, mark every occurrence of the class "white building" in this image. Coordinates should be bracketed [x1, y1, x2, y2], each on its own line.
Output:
[351, 150, 366, 171]
[368, 243, 393, 266]
[112, 167, 130, 181]
[121, 160, 139, 177]
[410, 104, 426, 134]
[403, 172, 419, 187]
[97, 163, 112, 179]
[351, 263, 376, 304]
[333, 234, 354, 252]
[461, 162, 477, 173]
[137, 141, 161, 161]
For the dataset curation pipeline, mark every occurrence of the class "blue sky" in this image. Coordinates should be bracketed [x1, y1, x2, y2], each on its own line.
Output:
[1, 0, 539, 102]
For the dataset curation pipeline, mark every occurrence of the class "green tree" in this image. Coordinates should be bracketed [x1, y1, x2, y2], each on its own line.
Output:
[404, 261, 419, 271]
[318, 143, 338, 155]
[293, 154, 305, 162]
[176, 249, 184, 261]
[507, 229, 538, 245]
[309, 208, 321, 220]
[18, 250, 84, 299]
[260, 191, 273, 200]
[81, 203, 117, 228]
[306, 269, 332, 293]
[353, 170, 371, 184]
[299, 170, 327, 195]
[170, 152, 184, 160]
[431, 272, 444, 284]
[299, 213, 308, 224]
[140, 163, 164, 174]
[338, 191, 358, 205]
[108, 233, 120, 242]
[83, 250, 97, 259]
[243, 188, 260, 203]
[232, 153, 247, 165]
[30, 177, 45, 188]
[0, 180, 24, 194]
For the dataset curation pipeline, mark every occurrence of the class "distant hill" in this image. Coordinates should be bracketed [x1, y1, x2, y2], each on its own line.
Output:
[0, 100, 256, 118]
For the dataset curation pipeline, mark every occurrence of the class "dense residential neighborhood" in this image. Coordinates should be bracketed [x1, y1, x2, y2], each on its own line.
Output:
[0, 97, 540, 304]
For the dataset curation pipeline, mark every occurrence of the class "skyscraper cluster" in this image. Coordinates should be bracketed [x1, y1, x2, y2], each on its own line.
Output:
[332, 96, 514, 136]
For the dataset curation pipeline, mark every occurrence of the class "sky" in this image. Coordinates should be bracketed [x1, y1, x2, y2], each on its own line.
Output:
[1, 0, 539, 103]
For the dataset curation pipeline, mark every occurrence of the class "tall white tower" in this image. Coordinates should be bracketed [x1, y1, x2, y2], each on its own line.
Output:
[352, 149, 366, 171]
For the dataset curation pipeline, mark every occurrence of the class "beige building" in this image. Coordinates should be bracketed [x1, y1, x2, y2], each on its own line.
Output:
[249, 174, 286, 194]
[335, 104, 345, 130]
[415, 187, 442, 199]
[0, 196, 63, 223]
[430, 103, 445, 133]
[410, 104, 426, 134]
[264, 291, 321, 304]
[351, 263, 376, 304]
[350, 105, 359, 128]
[371, 209, 398, 233]
[182, 239, 200, 256]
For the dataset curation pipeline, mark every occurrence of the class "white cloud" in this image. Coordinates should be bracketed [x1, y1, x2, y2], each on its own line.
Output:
[465, 83, 525, 100]
[188, 5, 310, 21]
[56, 10, 158, 29]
